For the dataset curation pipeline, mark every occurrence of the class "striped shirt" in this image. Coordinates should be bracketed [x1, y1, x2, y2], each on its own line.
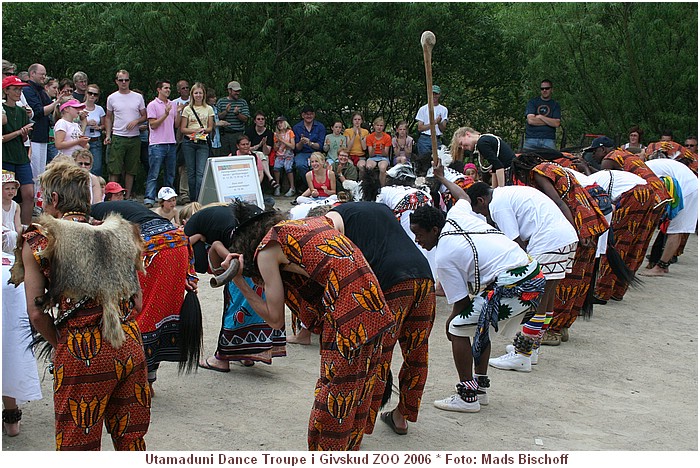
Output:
[216, 97, 249, 133]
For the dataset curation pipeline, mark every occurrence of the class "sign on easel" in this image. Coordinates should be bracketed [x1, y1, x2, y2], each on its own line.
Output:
[198, 155, 264, 209]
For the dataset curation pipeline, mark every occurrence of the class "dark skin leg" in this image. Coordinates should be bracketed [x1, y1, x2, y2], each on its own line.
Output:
[450, 335, 491, 380]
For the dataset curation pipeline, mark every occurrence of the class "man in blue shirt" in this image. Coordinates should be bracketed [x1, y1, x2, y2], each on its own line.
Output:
[523, 79, 561, 150]
[292, 105, 325, 193]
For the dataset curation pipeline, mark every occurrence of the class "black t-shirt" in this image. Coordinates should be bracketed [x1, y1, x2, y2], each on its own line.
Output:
[183, 204, 239, 273]
[91, 200, 165, 227]
[183, 204, 238, 247]
[245, 126, 274, 155]
[331, 202, 433, 290]
[475, 134, 515, 171]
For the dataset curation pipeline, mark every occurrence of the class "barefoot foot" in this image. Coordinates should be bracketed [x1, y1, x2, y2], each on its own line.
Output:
[287, 328, 312, 345]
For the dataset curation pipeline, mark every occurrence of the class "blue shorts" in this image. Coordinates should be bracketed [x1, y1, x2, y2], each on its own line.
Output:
[2, 161, 34, 185]
[369, 156, 389, 163]
[274, 154, 294, 173]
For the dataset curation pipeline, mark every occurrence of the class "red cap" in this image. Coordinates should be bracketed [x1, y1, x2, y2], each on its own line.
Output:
[104, 181, 126, 194]
[2, 75, 29, 89]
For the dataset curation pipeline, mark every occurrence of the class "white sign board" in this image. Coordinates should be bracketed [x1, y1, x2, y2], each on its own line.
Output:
[198, 155, 264, 209]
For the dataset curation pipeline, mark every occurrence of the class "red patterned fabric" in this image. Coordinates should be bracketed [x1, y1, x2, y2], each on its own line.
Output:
[257, 217, 394, 450]
[371, 278, 435, 423]
[550, 243, 596, 331]
[23, 224, 150, 451]
[532, 163, 609, 239]
[529, 163, 608, 323]
[595, 185, 659, 300]
[646, 142, 698, 175]
[604, 149, 671, 207]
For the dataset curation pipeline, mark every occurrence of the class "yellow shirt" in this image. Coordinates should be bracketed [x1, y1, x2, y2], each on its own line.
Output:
[343, 127, 369, 157]
[181, 105, 214, 133]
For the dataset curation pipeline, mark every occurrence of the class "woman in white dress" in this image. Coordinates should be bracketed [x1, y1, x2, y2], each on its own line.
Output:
[2, 250, 43, 436]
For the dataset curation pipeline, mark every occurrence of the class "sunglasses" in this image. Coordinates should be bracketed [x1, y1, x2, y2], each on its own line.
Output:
[541, 86, 552, 90]
[77, 161, 91, 167]
[87, 91, 99, 96]
[180, 86, 189, 90]
[117, 78, 130, 83]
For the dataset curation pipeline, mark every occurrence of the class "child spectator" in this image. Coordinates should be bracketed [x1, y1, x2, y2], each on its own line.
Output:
[54, 98, 90, 157]
[179, 201, 202, 226]
[343, 112, 369, 176]
[366, 116, 392, 186]
[2, 170, 22, 253]
[155, 187, 180, 226]
[392, 120, 414, 165]
[272, 116, 296, 197]
[323, 120, 347, 166]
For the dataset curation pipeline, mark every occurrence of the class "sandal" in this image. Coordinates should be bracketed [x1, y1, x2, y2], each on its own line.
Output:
[3, 408, 22, 437]
[198, 357, 230, 373]
[270, 179, 280, 189]
[380, 410, 407, 435]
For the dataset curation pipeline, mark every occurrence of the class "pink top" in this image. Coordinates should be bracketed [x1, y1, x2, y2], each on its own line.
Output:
[106, 91, 145, 137]
[146, 98, 177, 145]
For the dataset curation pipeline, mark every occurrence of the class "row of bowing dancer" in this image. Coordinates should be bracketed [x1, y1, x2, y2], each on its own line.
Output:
[3, 133, 696, 451]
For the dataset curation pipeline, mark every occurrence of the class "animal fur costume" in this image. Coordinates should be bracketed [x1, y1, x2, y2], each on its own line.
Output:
[10, 213, 144, 348]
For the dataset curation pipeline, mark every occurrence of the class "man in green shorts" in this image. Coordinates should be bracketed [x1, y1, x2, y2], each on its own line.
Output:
[104, 69, 147, 199]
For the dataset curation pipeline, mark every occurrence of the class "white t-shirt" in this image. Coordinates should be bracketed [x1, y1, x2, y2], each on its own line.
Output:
[565, 168, 596, 188]
[83, 105, 106, 138]
[415, 103, 448, 137]
[585, 170, 646, 201]
[436, 199, 529, 305]
[489, 186, 579, 255]
[2, 200, 19, 253]
[376, 185, 431, 210]
[106, 91, 146, 137]
[53, 118, 84, 156]
[172, 97, 190, 107]
[646, 159, 698, 195]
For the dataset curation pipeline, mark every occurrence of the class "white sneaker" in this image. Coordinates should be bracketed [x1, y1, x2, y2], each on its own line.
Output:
[433, 394, 480, 413]
[489, 350, 532, 372]
[506, 344, 539, 365]
[284, 188, 296, 197]
[274, 187, 281, 197]
[476, 389, 489, 405]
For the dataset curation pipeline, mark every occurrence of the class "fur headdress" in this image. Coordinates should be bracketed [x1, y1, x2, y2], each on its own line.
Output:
[10, 213, 144, 348]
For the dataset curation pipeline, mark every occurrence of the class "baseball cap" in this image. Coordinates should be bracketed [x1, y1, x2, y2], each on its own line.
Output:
[157, 187, 177, 201]
[301, 105, 315, 114]
[2, 170, 20, 187]
[432, 85, 441, 94]
[227, 81, 242, 91]
[104, 181, 126, 194]
[2, 75, 29, 89]
[583, 136, 615, 152]
[59, 99, 86, 112]
[274, 115, 287, 123]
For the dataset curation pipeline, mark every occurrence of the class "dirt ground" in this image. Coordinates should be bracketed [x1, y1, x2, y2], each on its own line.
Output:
[2, 196, 697, 454]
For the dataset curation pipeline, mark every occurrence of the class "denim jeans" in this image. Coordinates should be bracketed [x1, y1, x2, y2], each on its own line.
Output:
[88, 140, 103, 177]
[416, 133, 441, 156]
[294, 152, 311, 191]
[145, 143, 178, 202]
[523, 138, 556, 151]
[182, 139, 209, 202]
[46, 143, 59, 165]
